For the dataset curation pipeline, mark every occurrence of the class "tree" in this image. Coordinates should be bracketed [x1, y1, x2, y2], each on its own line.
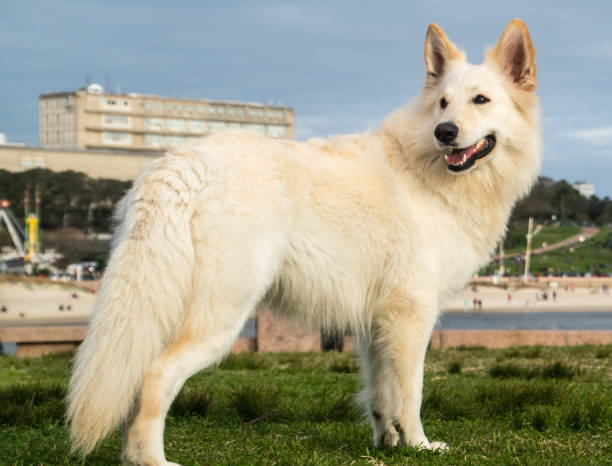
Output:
[0, 169, 131, 232]
[551, 181, 581, 225]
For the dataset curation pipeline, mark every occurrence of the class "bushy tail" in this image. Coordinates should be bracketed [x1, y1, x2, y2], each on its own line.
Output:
[67, 155, 203, 454]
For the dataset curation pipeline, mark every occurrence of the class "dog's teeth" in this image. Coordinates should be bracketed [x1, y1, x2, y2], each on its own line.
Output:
[462, 154, 467, 163]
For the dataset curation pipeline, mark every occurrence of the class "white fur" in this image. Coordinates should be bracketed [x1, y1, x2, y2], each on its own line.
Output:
[67, 20, 540, 465]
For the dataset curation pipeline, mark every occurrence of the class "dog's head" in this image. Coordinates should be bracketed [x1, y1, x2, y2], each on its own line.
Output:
[423, 19, 538, 174]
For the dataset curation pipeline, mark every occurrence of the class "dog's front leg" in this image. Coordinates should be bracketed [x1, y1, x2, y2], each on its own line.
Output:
[359, 293, 446, 450]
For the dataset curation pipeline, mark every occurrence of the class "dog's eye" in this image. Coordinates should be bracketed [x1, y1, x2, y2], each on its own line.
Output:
[473, 95, 490, 104]
[440, 98, 447, 109]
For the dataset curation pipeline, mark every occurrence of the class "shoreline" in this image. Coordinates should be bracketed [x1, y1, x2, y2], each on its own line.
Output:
[1, 279, 611, 327]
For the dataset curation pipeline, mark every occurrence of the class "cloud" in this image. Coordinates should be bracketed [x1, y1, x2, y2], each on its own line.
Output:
[566, 126, 612, 145]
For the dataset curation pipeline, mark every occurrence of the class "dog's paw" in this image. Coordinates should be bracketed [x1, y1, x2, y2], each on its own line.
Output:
[420, 440, 448, 452]
[382, 427, 400, 447]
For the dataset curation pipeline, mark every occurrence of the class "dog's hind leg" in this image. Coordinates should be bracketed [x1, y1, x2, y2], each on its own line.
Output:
[121, 221, 282, 465]
[358, 290, 447, 451]
[121, 308, 252, 466]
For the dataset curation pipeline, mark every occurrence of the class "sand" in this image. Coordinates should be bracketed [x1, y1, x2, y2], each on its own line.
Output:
[0, 280, 96, 325]
[1, 278, 611, 328]
[445, 284, 612, 312]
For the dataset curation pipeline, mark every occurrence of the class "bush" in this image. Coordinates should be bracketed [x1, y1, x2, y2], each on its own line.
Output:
[170, 388, 212, 418]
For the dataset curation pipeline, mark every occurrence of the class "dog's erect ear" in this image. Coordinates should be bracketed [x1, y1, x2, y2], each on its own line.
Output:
[425, 24, 463, 79]
[488, 19, 536, 91]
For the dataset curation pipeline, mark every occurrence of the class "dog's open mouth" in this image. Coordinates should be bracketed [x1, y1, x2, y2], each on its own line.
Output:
[444, 135, 496, 172]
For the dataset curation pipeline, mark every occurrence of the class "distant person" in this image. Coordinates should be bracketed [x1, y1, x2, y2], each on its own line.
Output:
[542, 291, 548, 301]
[473, 298, 478, 310]
[463, 300, 469, 311]
[507, 293, 512, 304]
[552, 290, 557, 302]
[477, 299, 482, 311]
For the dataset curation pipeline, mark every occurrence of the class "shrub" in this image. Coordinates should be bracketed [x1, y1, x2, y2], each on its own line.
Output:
[170, 388, 212, 418]
[447, 360, 462, 374]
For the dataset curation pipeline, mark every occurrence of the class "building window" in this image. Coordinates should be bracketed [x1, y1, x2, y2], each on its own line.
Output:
[167, 136, 184, 146]
[144, 134, 165, 147]
[102, 131, 132, 145]
[266, 109, 284, 120]
[187, 105, 205, 114]
[102, 114, 130, 127]
[208, 121, 226, 132]
[209, 105, 225, 115]
[144, 101, 164, 113]
[248, 108, 265, 119]
[267, 125, 285, 138]
[167, 103, 183, 112]
[102, 98, 130, 111]
[228, 106, 245, 118]
[187, 120, 205, 132]
[144, 118, 165, 130]
[246, 123, 265, 133]
[167, 119, 185, 131]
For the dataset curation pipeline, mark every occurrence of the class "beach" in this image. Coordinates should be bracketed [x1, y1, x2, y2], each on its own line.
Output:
[1, 278, 612, 327]
[0, 279, 96, 326]
[446, 283, 612, 313]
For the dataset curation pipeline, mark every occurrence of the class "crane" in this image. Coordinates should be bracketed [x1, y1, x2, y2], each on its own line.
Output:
[0, 199, 26, 256]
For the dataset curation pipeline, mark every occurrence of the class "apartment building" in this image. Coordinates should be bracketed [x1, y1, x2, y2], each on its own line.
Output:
[39, 83, 294, 151]
[573, 181, 595, 198]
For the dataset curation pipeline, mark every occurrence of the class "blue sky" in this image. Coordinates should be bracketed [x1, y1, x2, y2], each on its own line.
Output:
[2, 1, 612, 197]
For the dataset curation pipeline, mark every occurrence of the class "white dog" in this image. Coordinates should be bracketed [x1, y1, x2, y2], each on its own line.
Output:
[68, 19, 540, 465]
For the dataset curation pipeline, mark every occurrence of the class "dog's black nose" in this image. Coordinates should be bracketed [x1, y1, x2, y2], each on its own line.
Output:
[434, 122, 459, 144]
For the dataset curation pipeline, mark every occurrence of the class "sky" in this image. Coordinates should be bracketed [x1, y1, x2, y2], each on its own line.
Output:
[1, 1, 612, 197]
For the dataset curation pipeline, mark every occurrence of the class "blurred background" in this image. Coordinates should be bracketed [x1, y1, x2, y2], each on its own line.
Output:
[1, 1, 611, 355]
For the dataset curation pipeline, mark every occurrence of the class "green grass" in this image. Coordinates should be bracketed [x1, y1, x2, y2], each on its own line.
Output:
[486, 226, 612, 276]
[524, 226, 612, 275]
[0, 346, 610, 465]
[504, 225, 581, 255]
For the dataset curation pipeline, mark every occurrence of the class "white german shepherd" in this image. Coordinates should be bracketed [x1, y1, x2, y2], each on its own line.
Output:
[68, 19, 540, 464]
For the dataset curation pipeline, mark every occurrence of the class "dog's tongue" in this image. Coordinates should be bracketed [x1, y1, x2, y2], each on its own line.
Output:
[446, 138, 486, 165]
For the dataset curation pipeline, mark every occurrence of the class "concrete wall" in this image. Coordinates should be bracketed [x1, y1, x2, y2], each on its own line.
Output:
[0, 145, 157, 181]
[256, 308, 322, 352]
[2, 322, 612, 358]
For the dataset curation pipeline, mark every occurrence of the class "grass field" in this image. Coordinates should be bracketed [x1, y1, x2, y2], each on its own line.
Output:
[523, 227, 612, 276]
[483, 226, 612, 276]
[504, 225, 582, 255]
[0, 346, 610, 465]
